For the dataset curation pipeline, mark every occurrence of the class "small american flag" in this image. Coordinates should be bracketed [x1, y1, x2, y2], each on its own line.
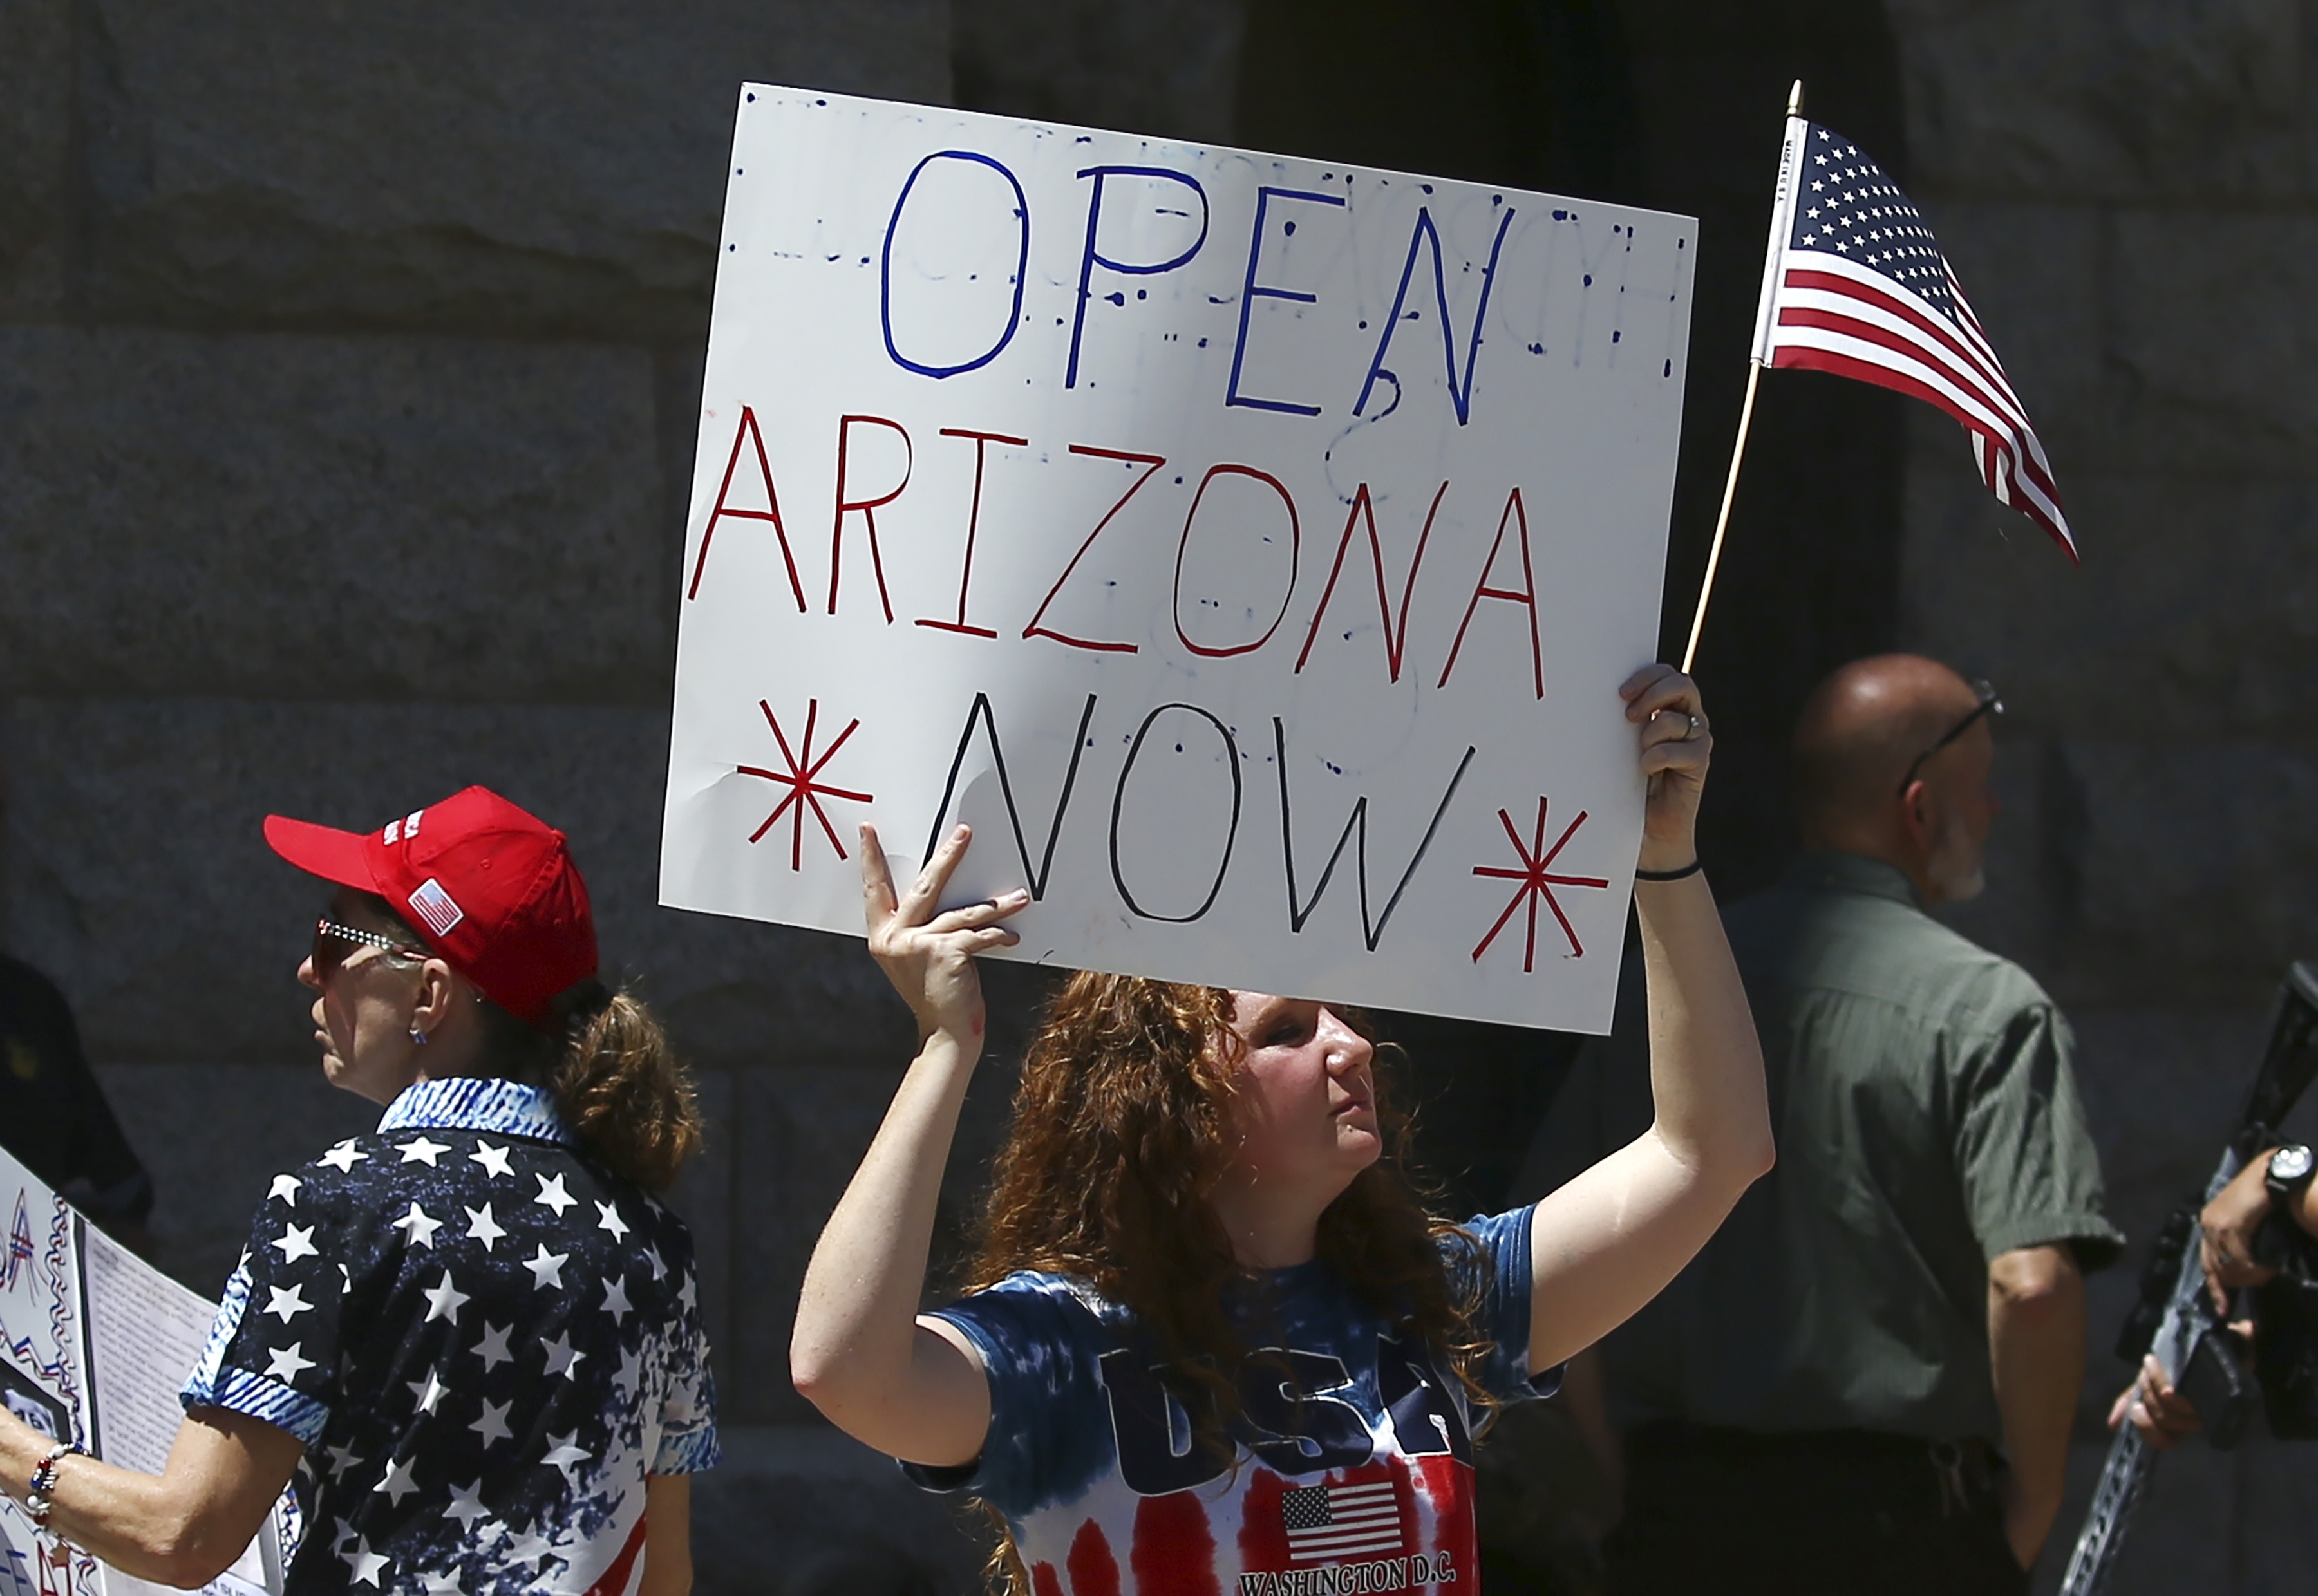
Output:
[1280, 1478, 1402, 1563]
[1751, 118, 2075, 562]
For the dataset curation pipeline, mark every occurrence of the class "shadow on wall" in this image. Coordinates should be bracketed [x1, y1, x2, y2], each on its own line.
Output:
[691, 1427, 986, 1596]
[1234, 5, 1912, 1594]
[932, 4, 1909, 1593]
[1227, 0, 1912, 903]
[1223, 0, 1916, 1266]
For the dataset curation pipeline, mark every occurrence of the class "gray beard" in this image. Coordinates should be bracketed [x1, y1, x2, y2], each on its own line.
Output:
[1927, 812, 1986, 903]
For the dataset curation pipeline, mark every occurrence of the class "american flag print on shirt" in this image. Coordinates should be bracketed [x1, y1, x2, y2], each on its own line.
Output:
[1750, 118, 2075, 561]
[1281, 1477, 1404, 1563]
[906, 1209, 1559, 1595]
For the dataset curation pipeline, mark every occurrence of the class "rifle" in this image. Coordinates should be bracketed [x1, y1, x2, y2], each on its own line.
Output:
[2059, 961, 2318, 1595]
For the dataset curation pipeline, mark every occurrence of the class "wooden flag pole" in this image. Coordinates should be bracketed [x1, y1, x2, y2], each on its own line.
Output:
[1679, 78, 1804, 676]
[1680, 358, 1761, 674]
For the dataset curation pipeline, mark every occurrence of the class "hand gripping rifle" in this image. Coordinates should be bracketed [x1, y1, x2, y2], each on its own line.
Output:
[2059, 961, 2318, 1595]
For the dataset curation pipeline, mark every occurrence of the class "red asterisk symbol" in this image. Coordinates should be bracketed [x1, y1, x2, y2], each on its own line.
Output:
[1471, 797, 1610, 970]
[737, 698, 874, 870]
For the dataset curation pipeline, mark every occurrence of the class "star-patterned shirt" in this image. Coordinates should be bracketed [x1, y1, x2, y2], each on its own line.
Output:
[182, 1077, 718, 1596]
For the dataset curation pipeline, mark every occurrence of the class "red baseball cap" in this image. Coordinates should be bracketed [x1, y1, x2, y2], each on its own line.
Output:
[263, 786, 599, 1026]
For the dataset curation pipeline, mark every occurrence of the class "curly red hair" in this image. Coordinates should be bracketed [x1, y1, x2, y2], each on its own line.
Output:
[964, 972, 1498, 1590]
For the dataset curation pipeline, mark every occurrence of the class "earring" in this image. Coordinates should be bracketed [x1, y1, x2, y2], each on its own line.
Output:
[409, 1026, 429, 1047]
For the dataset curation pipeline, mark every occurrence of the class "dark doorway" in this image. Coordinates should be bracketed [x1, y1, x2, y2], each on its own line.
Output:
[1610, 4, 1912, 899]
[947, 0, 1910, 1212]
[941, 6, 1912, 1588]
[1239, 0, 1910, 903]
[1228, 0, 1909, 1221]
[1230, 6, 1910, 1589]
[949, 5, 1910, 1583]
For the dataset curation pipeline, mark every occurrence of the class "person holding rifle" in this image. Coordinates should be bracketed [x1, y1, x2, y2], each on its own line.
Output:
[789, 665, 1773, 1589]
[2111, 1140, 2318, 1447]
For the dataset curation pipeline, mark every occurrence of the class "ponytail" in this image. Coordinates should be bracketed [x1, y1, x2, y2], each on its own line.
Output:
[360, 892, 704, 1189]
[545, 980, 702, 1191]
[459, 966, 703, 1190]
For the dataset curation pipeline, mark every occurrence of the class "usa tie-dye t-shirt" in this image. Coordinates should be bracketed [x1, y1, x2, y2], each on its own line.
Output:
[909, 1206, 1553, 1594]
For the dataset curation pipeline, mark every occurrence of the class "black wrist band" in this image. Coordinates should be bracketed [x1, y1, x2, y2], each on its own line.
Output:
[1634, 859, 1703, 882]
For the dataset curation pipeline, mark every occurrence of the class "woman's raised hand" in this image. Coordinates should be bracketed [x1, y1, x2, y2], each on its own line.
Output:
[860, 822, 1027, 1048]
[800, 825, 1020, 1461]
[1621, 664, 1711, 874]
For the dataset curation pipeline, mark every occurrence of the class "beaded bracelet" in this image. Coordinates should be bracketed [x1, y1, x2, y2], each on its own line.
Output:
[26, 1440, 83, 1528]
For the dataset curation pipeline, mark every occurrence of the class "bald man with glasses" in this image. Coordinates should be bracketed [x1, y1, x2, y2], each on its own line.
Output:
[1536, 654, 2122, 1596]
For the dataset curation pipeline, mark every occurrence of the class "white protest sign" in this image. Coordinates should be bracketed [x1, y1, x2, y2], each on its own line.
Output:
[0, 1151, 290, 1596]
[661, 85, 1695, 1033]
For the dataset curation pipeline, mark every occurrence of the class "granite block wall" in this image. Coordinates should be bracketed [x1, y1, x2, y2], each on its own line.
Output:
[1, 0, 2313, 1588]
[0, 0, 950, 1451]
[69, 0, 948, 339]
[0, 0, 1228, 1514]
[1887, 2, 2318, 1589]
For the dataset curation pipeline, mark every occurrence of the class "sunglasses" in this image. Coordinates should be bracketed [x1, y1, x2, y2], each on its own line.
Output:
[1896, 679, 2003, 797]
[311, 917, 431, 982]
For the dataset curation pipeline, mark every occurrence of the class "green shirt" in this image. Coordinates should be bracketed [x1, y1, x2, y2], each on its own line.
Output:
[1538, 851, 2122, 1444]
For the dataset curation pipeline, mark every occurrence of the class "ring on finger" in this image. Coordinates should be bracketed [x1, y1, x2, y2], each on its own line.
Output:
[1681, 712, 1704, 741]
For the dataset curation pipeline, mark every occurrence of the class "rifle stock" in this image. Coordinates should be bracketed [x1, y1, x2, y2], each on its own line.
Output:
[2058, 962, 2318, 1595]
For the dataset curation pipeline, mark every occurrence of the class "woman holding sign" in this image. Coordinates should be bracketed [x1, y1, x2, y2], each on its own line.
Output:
[0, 787, 714, 1596]
[792, 664, 1770, 1589]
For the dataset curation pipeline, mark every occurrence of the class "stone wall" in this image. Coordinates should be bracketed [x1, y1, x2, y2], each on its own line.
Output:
[0, 0, 950, 1443]
[5, 0, 2315, 1590]
[0, 12, 1230, 1591]
[1885, 3, 2318, 1590]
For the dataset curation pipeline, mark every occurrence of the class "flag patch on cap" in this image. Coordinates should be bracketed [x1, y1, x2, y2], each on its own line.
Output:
[408, 878, 465, 938]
